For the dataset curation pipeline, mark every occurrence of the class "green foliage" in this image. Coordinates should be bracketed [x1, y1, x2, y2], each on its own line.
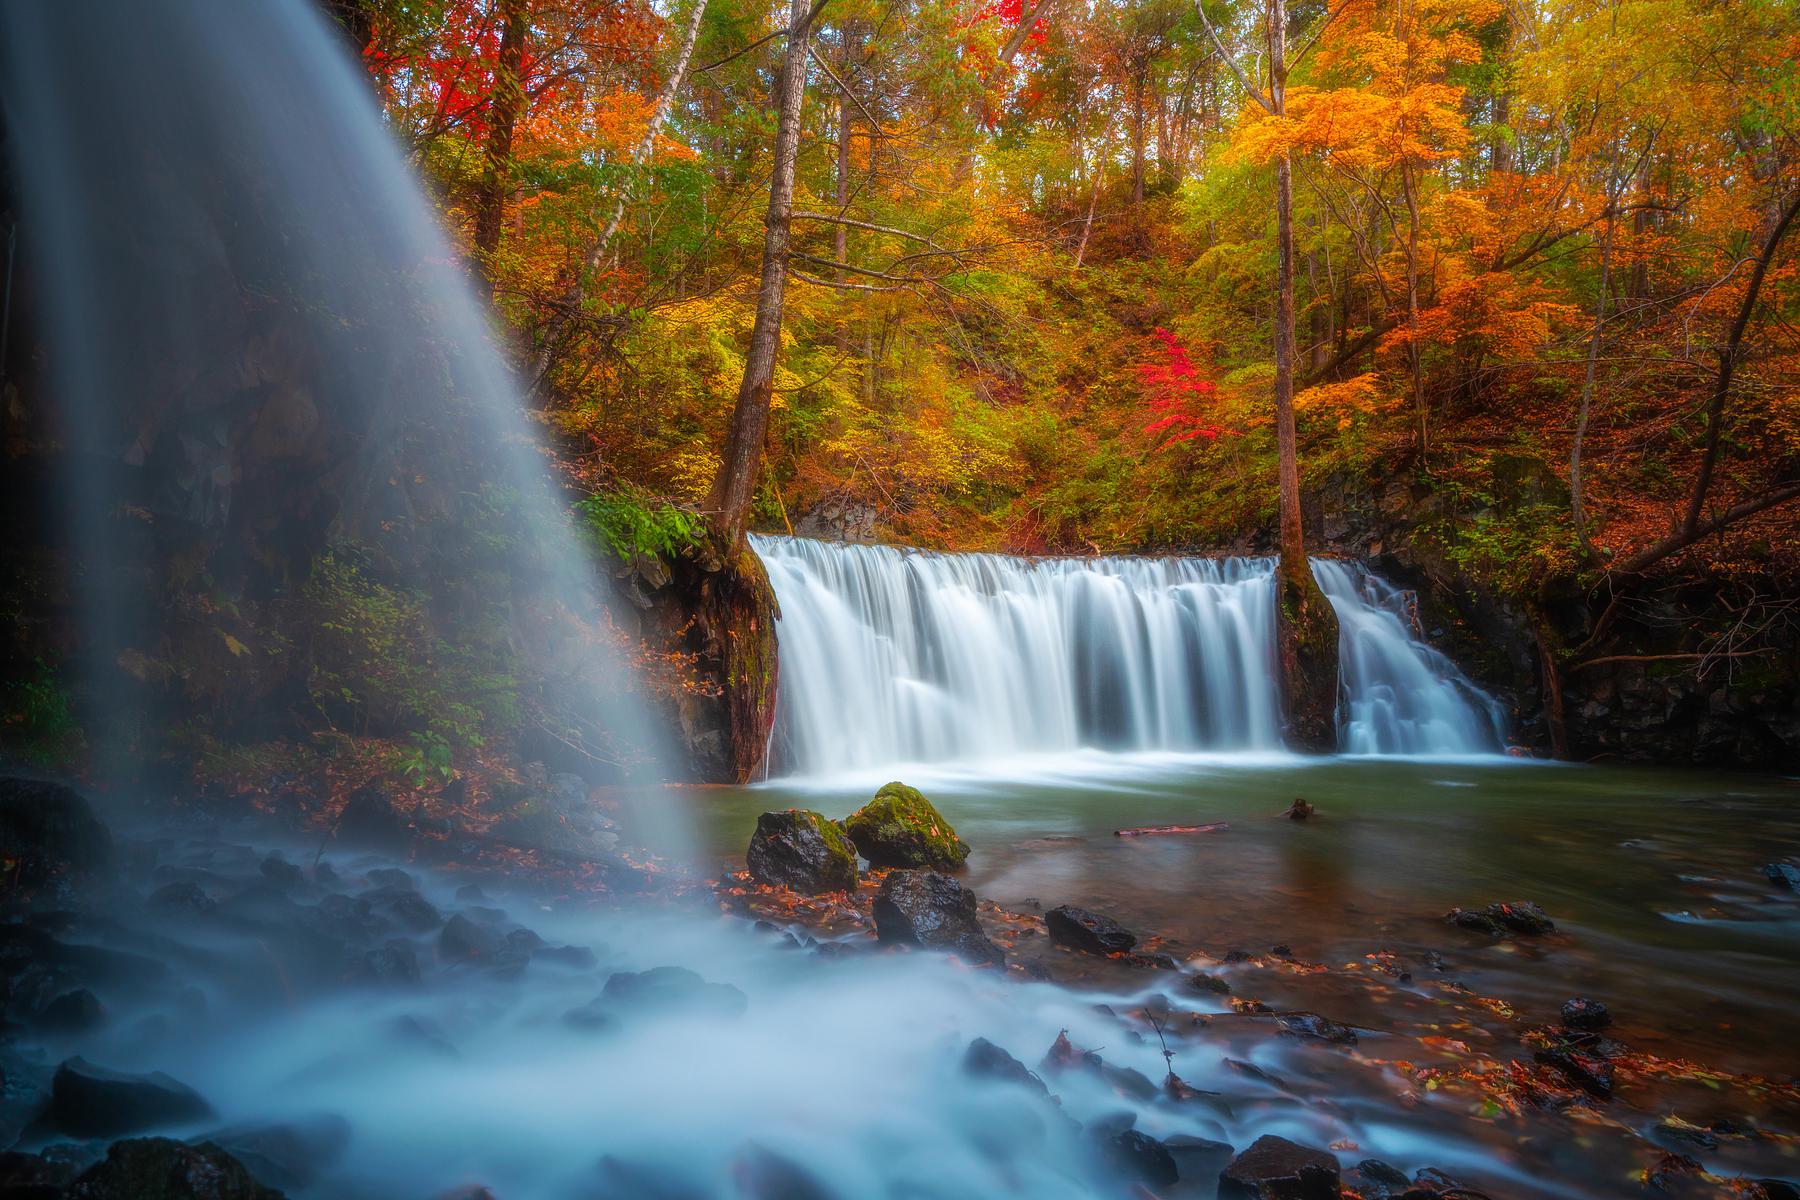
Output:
[0, 658, 82, 765]
[396, 730, 457, 784]
[301, 547, 518, 756]
[578, 488, 707, 561]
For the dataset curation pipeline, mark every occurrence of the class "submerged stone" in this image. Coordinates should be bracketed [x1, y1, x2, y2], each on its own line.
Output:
[1447, 900, 1554, 936]
[1765, 862, 1800, 891]
[1044, 905, 1137, 955]
[1276, 1011, 1359, 1045]
[1218, 1134, 1341, 1200]
[745, 810, 858, 894]
[962, 1037, 1047, 1095]
[47, 1057, 215, 1138]
[600, 965, 747, 1017]
[872, 870, 1004, 966]
[1560, 997, 1611, 1031]
[1100, 1129, 1179, 1188]
[842, 782, 970, 869]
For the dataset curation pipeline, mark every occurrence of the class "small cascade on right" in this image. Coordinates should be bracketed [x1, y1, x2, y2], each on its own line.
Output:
[1312, 559, 1510, 756]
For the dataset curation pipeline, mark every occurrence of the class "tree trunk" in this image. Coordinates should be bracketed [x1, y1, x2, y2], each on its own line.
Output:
[532, 0, 711, 389]
[707, 0, 815, 555]
[473, 0, 528, 301]
[1268, 0, 1339, 752]
[1571, 141, 1623, 551]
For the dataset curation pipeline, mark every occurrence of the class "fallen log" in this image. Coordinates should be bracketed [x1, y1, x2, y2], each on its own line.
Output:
[1113, 823, 1228, 838]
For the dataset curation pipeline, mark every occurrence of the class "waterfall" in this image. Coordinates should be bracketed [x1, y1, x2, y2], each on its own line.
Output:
[752, 536, 1507, 775]
[0, 1, 664, 785]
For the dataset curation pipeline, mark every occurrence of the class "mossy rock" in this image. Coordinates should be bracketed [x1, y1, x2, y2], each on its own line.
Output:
[844, 782, 970, 870]
[746, 809, 858, 894]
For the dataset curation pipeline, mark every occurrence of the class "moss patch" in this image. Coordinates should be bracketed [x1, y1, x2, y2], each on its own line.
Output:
[844, 782, 971, 869]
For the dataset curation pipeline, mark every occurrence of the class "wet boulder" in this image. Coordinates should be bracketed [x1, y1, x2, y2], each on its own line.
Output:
[1044, 905, 1137, 955]
[436, 914, 526, 974]
[1560, 997, 1611, 1031]
[64, 1137, 283, 1199]
[1099, 1129, 1179, 1189]
[745, 810, 858, 894]
[603, 966, 746, 1016]
[1276, 1011, 1359, 1045]
[0, 1149, 77, 1198]
[1218, 1134, 1341, 1200]
[362, 886, 442, 933]
[0, 777, 113, 903]
[352, 939, 421, 986]
[199, 1114, 351, 1193]
[842, 782, 970, 870]
[962, 1037, 1047, 1095]
[1447, 901, 1554, 936]
[1534, 1041, 1614, 1097]
[1765, 862, 1800, 891]
[47, 1057, 215, 1138]
[148, 881, 217, 917]
[872, 870, 1004, 966]
[34, 988, 105, 1035]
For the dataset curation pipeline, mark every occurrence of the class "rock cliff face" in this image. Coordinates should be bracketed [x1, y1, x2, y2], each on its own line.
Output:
[1245, 464, 1800, 769]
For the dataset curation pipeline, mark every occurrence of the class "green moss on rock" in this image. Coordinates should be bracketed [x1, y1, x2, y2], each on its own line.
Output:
[844, 782, 970, 870]
[746, 808, 858, 894]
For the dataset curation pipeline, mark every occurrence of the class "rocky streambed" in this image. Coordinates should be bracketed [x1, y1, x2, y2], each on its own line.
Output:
[3, 769, 1799, 1200]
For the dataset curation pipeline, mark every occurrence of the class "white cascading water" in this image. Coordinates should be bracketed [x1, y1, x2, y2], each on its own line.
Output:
[753, 535, 1507, 774]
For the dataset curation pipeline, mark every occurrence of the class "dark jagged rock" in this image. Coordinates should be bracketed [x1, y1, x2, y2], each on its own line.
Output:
[149, 881, 217, 917]
[1757, 1180, 1800, 1200]
[1218, 1134, 1341, 1200]
[871, 870, 1004, 966]
[1190, 972, 1233, 995]
[599, 966, 747, 1017]
[1447, 901, 1554, 936]
[1276, 1011, 1359, 1045]
[0, 1149, 77, 1199]
[437, 914, 505, 964]
[353, 939, 420, 986]
[258, 856, 303, 890]
[1765, 863, 1800, 891]
[1354, 1160, 1414, 1198]
[35, 988, 105, 1034]
[1560, 997, 1611, 1031]
[842, 782, 970, 869]
[745, 810, 858, 894]
[0, 777, 113, 903]
[1044, 905, 1137, 956]
[47, 1057, 215, 1138]
[1100, 1129, 1179, 1188]
[333, 785, 409, 850]
[363, 887, 442, 933]
[65, 1137, 283, 1199]
[1654, 1117, 1720, 1151]
[1534, 1043, 1614, 1097]
[962, 1037, 1047, 1095]
[735, 1144, 838, 1200]
[200, 1115, 351, 1192]
[365, 868, 415, 891]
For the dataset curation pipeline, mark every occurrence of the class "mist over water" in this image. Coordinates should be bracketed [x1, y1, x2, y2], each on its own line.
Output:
[754, 537, 1507, 777]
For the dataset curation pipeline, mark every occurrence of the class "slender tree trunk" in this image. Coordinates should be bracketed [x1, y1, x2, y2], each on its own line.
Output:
[831, 19, 858, 348]
[707, 0, 816, 554]
[1571, 142, 1623, 551]
[473, 0, 528, 301]
[1400, 160, 1426, 461]
[532, 0, 710, 387]
[1268, 0, 1340, 752]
